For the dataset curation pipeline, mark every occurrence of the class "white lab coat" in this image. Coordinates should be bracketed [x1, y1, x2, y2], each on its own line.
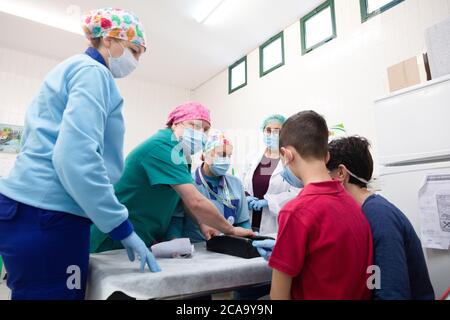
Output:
[241, 149, 301, 235]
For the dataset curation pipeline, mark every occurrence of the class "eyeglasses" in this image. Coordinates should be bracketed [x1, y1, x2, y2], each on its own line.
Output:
[182, 121, 210, 133]
[264, 128, 281, 135]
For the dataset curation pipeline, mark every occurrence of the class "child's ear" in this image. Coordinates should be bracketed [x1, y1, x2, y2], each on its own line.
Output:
[337, 165, 347, 182]
[281, 147, 295, 163]
[325, 152, 330, 164]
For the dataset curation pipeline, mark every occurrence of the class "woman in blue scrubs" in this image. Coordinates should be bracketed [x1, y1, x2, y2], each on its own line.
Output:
[0, 7, 160, 300]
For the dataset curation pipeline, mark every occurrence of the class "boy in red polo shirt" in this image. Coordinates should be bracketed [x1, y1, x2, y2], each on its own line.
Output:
[263, 111, 373, 300]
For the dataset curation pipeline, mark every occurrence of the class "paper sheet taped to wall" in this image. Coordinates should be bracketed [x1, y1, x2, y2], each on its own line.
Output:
[418, 174, 450, 250]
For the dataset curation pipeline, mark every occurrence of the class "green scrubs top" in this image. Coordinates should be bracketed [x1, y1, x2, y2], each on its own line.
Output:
[90, 128, 193, 253]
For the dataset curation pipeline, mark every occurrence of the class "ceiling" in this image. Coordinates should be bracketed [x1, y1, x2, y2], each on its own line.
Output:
[0, 0, 323, 89]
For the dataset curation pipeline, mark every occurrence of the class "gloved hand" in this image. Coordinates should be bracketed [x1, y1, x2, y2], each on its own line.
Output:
[250, 199, 268, 211]
[246, 196, 258, 210]
[121, 232, 162, 273]
[252, 239, 276, 261]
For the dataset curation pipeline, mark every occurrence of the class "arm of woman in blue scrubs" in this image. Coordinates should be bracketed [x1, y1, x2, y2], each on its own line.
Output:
[52, 66, 131, 240]
[235, 181, 252, 229]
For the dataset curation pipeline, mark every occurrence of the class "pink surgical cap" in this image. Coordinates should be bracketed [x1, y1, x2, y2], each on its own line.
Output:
[166, 102, 211, 126]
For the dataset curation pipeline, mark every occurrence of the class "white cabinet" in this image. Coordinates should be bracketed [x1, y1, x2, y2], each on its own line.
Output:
[375, 75, 450, 166]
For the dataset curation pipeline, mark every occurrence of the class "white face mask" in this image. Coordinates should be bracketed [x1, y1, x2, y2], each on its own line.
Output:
[108, 42, 138, 78]
[345, 167, 370, 185]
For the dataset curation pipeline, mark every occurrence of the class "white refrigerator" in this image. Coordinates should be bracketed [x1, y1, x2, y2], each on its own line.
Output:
[374, 74, 450, 299]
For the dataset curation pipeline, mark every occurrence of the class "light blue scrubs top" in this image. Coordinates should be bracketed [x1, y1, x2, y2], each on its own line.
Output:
[0, 48, 133, 240]
[166, 164, 251, 243]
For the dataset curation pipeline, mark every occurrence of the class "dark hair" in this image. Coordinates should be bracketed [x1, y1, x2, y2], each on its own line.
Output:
[88, 37, 122, 49]
[326, 136, 373, 188]
[279, 110, 329, 160]
[89, 38, 102, 49]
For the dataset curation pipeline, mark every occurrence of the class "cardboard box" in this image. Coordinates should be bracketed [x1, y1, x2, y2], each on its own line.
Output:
[425, 16, 450, 79]
[387, 56, 426, 93]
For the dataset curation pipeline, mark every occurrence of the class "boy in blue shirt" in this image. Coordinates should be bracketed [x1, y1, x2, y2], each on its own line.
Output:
[327, 136, 435, 300]
[167, 131, 251, 242]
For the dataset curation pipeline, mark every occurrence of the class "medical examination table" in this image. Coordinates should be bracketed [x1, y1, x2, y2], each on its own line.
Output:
[86, 242, 272, 300]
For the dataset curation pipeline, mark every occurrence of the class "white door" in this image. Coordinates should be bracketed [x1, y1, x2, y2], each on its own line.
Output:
[380, 160, 450, 298]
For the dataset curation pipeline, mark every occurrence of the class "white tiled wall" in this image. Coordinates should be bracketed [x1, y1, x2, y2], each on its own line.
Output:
[193, 0, 450, 175]
[0, 46, 191, 157]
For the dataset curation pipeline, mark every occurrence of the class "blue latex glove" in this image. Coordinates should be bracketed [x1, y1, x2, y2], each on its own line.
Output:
[252, 239, 276, 261]
[246, 196, 258, 210]
[121, 232, 161, 273]
[251, 199, 268, 211]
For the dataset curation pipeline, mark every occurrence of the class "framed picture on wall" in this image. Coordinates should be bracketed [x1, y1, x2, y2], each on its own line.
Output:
[0, 124, 23, 154]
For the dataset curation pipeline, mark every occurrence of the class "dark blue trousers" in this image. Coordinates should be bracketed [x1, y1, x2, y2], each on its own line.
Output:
[0, 193, 91, 300]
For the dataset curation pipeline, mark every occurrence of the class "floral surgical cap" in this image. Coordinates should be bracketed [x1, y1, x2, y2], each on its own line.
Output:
[81, 7, 147, 48]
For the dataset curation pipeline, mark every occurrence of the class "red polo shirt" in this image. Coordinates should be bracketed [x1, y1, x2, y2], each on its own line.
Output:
[269, 180, 373, 300]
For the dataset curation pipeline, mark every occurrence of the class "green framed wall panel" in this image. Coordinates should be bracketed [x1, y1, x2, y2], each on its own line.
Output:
[300, 0, 337, 55]
[228, 56, 248, 94]
[259, 31, 285, 78]
[360, 0, 405, 23]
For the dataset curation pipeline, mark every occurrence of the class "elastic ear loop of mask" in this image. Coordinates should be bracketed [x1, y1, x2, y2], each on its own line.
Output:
[345, 167, 370, 185]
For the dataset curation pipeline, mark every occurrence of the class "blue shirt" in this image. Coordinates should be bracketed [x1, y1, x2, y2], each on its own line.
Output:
[0, 49, 132, 240]
[362, 194, 435, 300]
[166, 165, 251, 242]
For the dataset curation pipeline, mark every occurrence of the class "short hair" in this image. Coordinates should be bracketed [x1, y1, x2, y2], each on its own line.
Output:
[327, 136, 374, 188]
[279, 110, 329, 160]
[88, 37, 123, 49]
[89, 38, 101, 49]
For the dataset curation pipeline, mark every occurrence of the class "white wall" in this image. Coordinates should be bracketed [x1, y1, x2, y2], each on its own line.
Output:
[0, 46, 191, 161]
[193, 0, 450, 175]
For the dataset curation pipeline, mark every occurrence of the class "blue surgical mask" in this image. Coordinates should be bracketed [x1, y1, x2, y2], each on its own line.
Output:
[281, 163, 304, 188]
[210, 157, 231, 176]
[263, 134, 279, 150]
[181, 128, 206, 155]
[108, 43, 138, 78]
